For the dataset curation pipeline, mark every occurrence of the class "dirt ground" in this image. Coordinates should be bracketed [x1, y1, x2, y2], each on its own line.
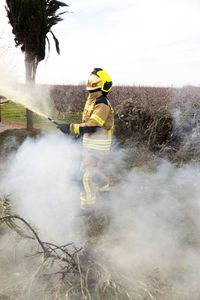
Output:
[0, 120, 25, 133]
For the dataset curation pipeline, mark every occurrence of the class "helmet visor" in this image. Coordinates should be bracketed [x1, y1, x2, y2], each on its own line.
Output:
[87, 74, 102, 90]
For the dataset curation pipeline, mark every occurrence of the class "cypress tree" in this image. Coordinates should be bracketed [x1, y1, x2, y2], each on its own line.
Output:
[5, 0, 68, 130]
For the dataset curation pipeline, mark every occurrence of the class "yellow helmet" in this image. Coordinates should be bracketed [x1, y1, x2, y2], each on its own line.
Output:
[87, 68, 112, 92]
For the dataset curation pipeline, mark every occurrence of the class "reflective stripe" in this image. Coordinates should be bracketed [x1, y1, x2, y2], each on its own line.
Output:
[74, 124, 80, 134]
[83, 136, 112, 151]
[98, 184, 110, 191]
[83, 138, 111, 144]
[108, 129, 112, 139]
[84, 147, 109, 151]
[83, 145, 110, 151]
[80, 196, 96, 205]
[83, 172, 91, 199]
[110, 106, 114, 114]
[83, 142, 111, 148]
[91, 114, 104, 126]
[80, 172, 96, 205]
[82, 172, 96, 205]
[84, 105, 94, 111]
[83, 143, 111, 150]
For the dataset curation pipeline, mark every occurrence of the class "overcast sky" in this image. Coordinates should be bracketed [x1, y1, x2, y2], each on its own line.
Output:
[1, 0, 200, 87]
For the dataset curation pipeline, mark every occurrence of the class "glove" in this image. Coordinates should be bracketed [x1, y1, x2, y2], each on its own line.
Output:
[57, 123, 70, 134]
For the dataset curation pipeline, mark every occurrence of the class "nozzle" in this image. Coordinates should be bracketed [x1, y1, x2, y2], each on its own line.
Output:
[48, 117, 59, 126]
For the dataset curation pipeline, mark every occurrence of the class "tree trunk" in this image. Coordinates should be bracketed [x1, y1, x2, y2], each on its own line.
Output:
[24, 52, 38, 130]
[26, 108, 33, 130]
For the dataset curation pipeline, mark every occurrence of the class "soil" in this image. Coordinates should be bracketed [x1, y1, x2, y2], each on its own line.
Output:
[0, 120, 25, 132]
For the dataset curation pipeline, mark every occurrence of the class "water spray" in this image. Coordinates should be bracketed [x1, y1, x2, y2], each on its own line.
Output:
[15, 100, 59, 125]
[0, 89, 60, 127]
[0, 84, 51, 115]
[17, 101, 60, 127]
[13, 98, 59, 126]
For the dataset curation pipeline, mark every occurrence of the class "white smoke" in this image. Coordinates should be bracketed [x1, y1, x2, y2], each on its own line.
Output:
[96, 160, 200, 297]
[0, 132, 84, 244]
[1, 85, 200, 297]
[1, 129, 200, 297]
[171, 87, 200, 159]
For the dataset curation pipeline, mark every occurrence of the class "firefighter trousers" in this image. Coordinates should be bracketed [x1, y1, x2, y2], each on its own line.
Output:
[80, 151, 110, 211]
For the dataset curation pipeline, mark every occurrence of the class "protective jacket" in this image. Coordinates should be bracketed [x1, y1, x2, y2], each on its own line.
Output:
[70, 90, 114, 151]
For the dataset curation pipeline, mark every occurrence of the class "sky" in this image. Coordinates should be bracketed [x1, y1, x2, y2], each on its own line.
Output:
[0, 0, 200, 87]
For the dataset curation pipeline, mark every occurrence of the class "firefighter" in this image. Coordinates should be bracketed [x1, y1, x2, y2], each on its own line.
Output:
[57, 68, 114, 216]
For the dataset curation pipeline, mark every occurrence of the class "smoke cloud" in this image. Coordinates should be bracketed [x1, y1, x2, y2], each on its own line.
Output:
[97, 160, 200, 296]
[0, 133, 84, 243]
[1, 130, 200, 298]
